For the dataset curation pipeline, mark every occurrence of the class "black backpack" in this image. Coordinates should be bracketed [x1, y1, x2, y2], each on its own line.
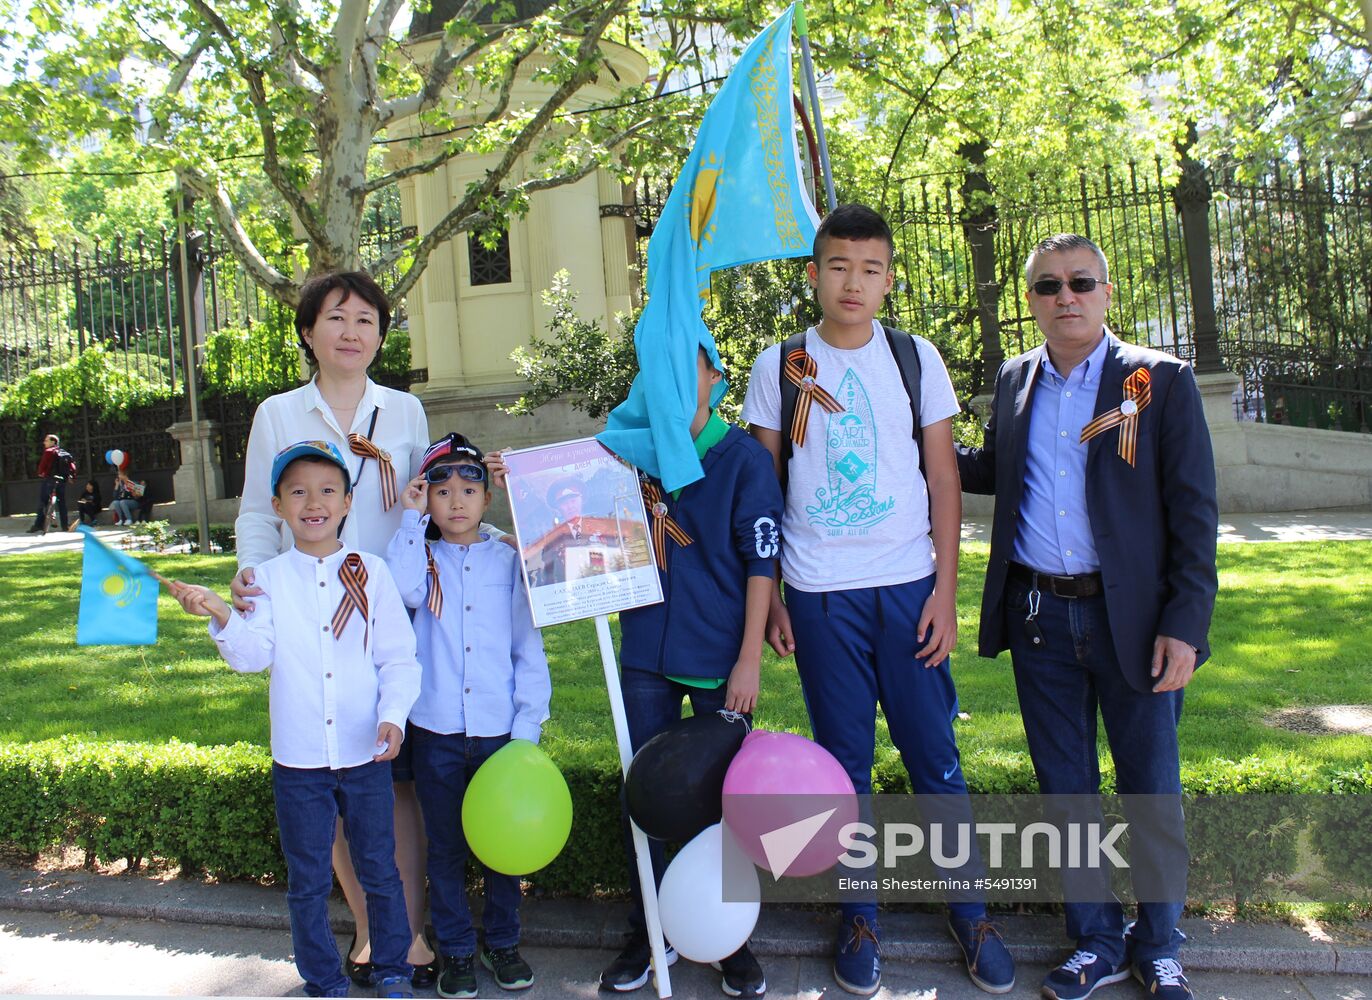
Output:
[777, 324, 924, 493]
[54, 448, 77, 481]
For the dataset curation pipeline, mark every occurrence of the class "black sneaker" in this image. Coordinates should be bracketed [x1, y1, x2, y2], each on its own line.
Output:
[711, 943, 766, 997]
[437, 953, 477, 999]
[599, 931, 678, 992]
[481, 944, 534, 991]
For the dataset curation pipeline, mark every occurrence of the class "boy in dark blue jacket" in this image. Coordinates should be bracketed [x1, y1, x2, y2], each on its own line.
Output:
[599, 348, 782, 999]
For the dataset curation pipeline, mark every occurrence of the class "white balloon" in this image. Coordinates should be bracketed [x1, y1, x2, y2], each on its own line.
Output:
[657, 823, 761, 963]
[109, 449, 125, 466]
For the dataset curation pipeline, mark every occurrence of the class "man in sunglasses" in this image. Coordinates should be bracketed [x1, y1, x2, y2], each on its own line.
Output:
[957, 234, 1218, 1000]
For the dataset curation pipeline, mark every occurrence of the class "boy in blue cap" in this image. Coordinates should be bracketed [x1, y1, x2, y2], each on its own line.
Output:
[385, 432, 551, 999]
[168, 440, 421, 999]
[598, 348, 782, 999]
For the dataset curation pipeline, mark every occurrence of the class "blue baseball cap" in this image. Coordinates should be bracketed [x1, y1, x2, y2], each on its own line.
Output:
[270, 440, 352, 494]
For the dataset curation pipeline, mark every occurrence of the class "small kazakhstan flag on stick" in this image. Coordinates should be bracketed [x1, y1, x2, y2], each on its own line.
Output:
[598, 3, 821, 492]
[76, 525, 162, 645]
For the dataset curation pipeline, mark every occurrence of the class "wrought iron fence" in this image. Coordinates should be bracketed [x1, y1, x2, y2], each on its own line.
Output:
[0, 223, 419, 514]
[633, 156, 1372, 431]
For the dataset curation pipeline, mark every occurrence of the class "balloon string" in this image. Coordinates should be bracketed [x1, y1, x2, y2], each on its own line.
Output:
[716, 709, 752, 731]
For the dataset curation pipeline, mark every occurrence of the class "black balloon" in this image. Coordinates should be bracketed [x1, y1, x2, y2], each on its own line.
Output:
[626, 710, 751, 842]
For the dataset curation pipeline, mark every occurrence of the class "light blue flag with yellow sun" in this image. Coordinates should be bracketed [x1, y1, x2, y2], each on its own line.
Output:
[598, 4, 820, 492]
[76, 525, 159, 645]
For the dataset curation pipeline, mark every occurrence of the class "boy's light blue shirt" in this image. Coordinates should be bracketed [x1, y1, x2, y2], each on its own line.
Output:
[385, 510, 550, 743]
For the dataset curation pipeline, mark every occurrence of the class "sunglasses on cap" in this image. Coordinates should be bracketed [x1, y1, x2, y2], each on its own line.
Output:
[1030, 276, 1108, 296]
[424, 463, 487, 485]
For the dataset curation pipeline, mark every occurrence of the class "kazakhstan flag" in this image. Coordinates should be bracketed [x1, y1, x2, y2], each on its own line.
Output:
[598, 4, 820, 492]
[76, 525, 158, 645]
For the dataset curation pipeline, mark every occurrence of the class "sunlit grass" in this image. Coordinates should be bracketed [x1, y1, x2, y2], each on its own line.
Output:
[1, 543, 1368, 775]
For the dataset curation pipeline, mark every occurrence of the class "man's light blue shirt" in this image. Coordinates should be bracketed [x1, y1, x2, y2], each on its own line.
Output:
[385, 510, 550, 742]
[1012, 333, 1110, 576]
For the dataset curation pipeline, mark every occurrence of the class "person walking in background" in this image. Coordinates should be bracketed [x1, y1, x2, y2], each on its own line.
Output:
[957, 233, 1218, 1000]
[27, 433, 75, 533]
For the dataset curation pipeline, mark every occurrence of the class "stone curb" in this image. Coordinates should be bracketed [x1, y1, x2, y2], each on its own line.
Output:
[4, 866, 1362, 976]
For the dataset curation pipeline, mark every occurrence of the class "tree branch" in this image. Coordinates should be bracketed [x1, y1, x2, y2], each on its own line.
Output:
[145, 32, 213, 144]
[181, 168, 300, 307]
[185, 0, 328, 248]
[268, 0, 325, 80]
[388, 0, 630, 302]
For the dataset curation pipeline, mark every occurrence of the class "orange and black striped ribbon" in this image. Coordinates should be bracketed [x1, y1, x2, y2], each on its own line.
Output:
[425, 544, 443, 619]
[331, 553, 369, 647]
[1079, 368, 1152, 467]
[641, 480, 693, 567]
[783, 349, 844, 447]
[347, 433, 399, 511]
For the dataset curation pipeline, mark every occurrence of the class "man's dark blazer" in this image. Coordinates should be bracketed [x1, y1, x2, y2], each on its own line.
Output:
[957, 331, 1219, 693]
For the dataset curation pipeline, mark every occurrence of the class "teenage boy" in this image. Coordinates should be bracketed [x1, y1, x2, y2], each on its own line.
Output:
[599, 348, 782, 999]
[741, 204, 1015, 996]
[168, 440, 420, 1000]
[385, 433, 551, 999]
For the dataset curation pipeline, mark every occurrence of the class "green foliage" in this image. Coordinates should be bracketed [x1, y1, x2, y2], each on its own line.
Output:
[126, 520, 183, 552]
[505, 271, 639, 420]
[0, 544, 1368, 903]
[374, 325, 414, 381]
[1309, 764, 1372, 899]
[0, 342, 176, 427]
[201, 316, 301, 402]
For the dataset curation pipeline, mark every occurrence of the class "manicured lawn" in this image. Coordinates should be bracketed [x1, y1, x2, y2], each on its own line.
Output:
[1, 543, 1368, 776]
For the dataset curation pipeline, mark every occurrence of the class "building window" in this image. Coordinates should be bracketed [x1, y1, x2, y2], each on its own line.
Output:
[468, 230, 512, 286]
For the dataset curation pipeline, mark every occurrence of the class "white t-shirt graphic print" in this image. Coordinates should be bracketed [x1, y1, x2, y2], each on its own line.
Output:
[742, 321, 960, 592]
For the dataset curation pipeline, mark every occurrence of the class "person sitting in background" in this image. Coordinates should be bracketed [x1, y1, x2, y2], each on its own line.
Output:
[110, 471, 143, 525]
[77, 479, 104, 526]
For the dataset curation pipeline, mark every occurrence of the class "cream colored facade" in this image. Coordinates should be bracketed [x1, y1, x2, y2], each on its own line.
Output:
[388, 35, 649, 459]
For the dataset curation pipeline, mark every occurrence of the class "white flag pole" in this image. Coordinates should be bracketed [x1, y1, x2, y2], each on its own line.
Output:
[594, 613, 672, 999]
[796, 1, 837, 211]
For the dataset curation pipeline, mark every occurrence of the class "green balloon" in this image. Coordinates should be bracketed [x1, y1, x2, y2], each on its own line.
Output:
[462, 739, 573, 875]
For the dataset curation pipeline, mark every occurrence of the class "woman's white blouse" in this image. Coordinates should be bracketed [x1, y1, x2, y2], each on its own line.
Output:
[236, 376, 430, 570]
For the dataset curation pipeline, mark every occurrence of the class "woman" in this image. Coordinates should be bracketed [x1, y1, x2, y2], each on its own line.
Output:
[110, 471, 142, 525]
[231, 271, 438, 986]
[77, 478, 104, 526]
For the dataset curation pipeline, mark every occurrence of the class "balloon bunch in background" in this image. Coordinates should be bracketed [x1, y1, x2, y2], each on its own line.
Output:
[105, 449, 130, 471]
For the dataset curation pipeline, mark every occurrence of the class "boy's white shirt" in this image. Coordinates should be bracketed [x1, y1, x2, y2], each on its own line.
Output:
[209, 545, 421, 769]
[741, 321, 959, 592]
[385, 510, 551, 743]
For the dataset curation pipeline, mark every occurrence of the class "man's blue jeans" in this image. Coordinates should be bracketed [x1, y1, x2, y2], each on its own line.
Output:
[1004, 576, 1187, 966]
[272, 760, 411, 997]
[410, 727, 521, 956]
[618, 667, 733, 935]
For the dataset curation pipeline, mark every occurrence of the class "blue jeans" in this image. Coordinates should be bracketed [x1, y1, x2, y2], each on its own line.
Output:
[786, 576, 987, 925]
[618, 667, 734, 934]
[1004, 576, 1187, 965]
[410, 728, 521, 955]
[272, 760, 411, 997]
[111, 498, 139, 523]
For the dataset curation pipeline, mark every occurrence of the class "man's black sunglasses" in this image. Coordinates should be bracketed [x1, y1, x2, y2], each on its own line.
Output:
[1030, 276, 1108, 296]
[425, 463, 487, 484]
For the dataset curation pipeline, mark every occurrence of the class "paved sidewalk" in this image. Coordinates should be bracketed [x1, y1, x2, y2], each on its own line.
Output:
[1, 865, 1368, 998]
[5, 507, 1372, 558]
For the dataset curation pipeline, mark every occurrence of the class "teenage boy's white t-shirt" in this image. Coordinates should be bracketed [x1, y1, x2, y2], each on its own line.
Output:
[741, 321, 960, 592]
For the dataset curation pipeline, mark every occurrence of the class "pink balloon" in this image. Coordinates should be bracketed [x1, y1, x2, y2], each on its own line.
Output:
[721, 730, 858, 878]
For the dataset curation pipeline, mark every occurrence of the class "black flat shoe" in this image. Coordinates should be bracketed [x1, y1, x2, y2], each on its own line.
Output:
[346, 933, 374, 987]
[411, 940, 439, 990]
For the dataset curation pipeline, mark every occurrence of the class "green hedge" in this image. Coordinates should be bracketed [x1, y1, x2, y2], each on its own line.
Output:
[1, 738, 1366, 907]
